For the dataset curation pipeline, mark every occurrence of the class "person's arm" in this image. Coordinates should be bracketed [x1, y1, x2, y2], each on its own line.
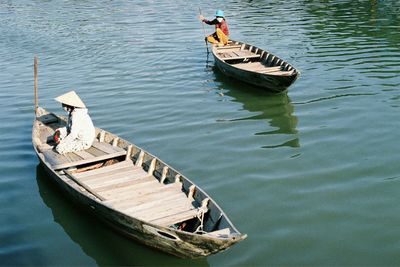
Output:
[199, 16, 218, 25]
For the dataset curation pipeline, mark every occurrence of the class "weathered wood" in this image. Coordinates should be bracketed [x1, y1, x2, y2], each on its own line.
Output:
[211, 39, 299, 92]
[42, 141, 127, 170]
[73, 160, 134, 179]
[147, 158, 156, 175]
[95, 175, 155, 193]
[33, 108, 247, 259]
[92, 141, 125, 154]
[99, 130, 106, 142]
[123, 192, 192, 214]
[74, 150, 96, 160]
[83, 170, 142, 189]
[125, 144, 133, 161]
[131, 198, 195, 221]
[188, 185, 196, 199]
[150, 208, 200, 227]
[112, 137, 119, 147]
[105, 183, 184, 209]
[160, 166, 169, 183]
[64, 170, 106, 201]
[135, 150, 145, 166]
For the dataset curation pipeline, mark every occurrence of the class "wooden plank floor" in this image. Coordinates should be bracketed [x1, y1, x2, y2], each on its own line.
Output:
[70, 160, 199, 226]
[39, 123, 127, 170]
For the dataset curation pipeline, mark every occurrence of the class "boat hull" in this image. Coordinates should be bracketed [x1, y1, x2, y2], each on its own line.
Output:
[32, 109, 246, 258]
[36, 154, 242, 258]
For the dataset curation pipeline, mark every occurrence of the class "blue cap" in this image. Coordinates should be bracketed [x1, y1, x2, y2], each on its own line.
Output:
[215, 10, 224, 17]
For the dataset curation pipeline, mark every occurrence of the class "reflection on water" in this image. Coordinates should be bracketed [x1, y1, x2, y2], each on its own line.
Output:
[213, 69, 299, 148]
[35, 165, 209, 267]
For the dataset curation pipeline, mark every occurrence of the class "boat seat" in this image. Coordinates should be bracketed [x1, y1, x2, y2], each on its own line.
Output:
[219, 50, 260, 61]
[42, 141, 127, 170]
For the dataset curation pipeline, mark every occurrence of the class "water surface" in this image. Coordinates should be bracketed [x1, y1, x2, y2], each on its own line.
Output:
[1, 1, 400, 266]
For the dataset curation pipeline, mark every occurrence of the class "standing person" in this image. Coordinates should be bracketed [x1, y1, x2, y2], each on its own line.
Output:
[199, 10, 230, 45]
[53, 90, 95, 154]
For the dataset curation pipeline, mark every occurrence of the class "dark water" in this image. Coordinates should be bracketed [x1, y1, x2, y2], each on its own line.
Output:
[1, 1, 400, 266]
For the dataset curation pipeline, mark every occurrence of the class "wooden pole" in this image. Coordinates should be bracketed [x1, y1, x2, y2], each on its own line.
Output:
[34, 56, 39, 116]
[199, 8, 209, 53]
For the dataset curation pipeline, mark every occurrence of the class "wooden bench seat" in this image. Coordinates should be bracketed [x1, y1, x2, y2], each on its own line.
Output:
[219, 50, 260, 61]
[42, 141, 127, 170]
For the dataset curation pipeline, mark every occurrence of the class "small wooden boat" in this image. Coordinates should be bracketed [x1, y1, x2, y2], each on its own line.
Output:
[32, 107, 247, 258]
[212, 40, 300, 92]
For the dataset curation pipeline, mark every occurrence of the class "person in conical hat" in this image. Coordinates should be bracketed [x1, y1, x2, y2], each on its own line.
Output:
[53, 90, 95, 155]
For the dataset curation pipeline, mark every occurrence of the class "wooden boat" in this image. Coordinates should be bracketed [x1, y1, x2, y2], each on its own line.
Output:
[211, 40, 300, 92]
[32, 107, 247, 258]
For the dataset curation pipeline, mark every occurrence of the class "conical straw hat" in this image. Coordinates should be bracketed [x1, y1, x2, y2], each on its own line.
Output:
[54, 90, 86, 108]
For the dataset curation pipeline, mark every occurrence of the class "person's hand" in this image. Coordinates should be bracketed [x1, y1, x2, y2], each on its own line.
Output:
[53, 130, 61, 144]
[198, 15, 205, 21]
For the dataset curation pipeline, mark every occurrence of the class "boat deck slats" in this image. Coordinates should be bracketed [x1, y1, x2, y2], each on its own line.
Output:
[130, 198, 196, 221]
[233, 62, 295, 76]
[77, 165, 144, 184]
[150, 208, 200, 227]
[72, 160, 134, 178]
[93, 174, 155, 192]
[124, 193, 193, 214]
[218, 50, 260, 61]
[42, 140, 127, 170]
[114, 190, 184, 211]
[100, 180, 179, 200]
[234, 63, 280, 71]
[104, 183, 184, 208]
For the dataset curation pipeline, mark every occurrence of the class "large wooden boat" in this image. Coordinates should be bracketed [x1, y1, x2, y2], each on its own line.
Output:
[32, 107, 246, 258]
[212, 40, 300, 92]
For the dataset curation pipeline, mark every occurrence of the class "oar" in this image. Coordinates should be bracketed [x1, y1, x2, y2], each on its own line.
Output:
[34, 56, 39, 117]
[198, 8, 209, 54]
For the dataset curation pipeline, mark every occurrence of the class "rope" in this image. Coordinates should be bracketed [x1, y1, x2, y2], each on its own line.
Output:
[194, 206, 208, 234]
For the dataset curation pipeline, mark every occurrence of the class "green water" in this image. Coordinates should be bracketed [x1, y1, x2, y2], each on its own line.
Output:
[1, 1, 400, 266]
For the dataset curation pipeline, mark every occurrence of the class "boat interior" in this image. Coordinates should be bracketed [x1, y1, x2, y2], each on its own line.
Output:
[33, 110, 235, 239]
[214, 41, 296, 76]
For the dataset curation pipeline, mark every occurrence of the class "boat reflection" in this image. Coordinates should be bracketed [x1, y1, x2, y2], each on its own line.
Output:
[213, 69, 300, 148]
[35, 165, 209, 267]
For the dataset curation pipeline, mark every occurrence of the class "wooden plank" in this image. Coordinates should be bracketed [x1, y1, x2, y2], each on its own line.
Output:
[234, 63, 281, 72]
[73, 150, 95, 160]
[94, 175, 155, 193]
[86, 167, 148, 186]
[51, 148, 127, 170]
[85, 146, 106, 157]
[122, 192, 191, 214]
[99, 179, 161, 199]
[92, 141, 125, 154]
[73, 160, 134, 179]
[77, 165, 142, 182]
[130, 198, 195, 221]
[104, 182, 183, 202]
[150, 208, 199, 227]
[42, 149, 71, 168]
[223, 53, 260, 61]
[112, 190, 185, 210]
[64, 170, 106, 201]
[87, 171, 152, 190]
